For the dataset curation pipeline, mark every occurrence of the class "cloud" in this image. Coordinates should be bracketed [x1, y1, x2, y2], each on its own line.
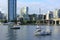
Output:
[17, 2, 53, 14]
[17, 2, 47, 14]
[0, 0, 60, 14]
[0, 0, 8, 13]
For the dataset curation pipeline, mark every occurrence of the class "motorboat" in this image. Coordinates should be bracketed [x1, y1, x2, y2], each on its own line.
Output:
[8, 22, 20, 29]
[10, 27, 20, 29]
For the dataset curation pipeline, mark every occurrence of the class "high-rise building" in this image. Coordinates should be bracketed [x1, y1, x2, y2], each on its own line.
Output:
[57, 9, 60, 18]
[20, 7, 29, 21]
[29, 14, 37, 21]
[0, 11, 4, 20]
[53, 9, 59, 18]
[46, 11, 53, 20]
[49, 11, 53, 19]
[38, 14, 44, 20]
[8, 0, 17, 22]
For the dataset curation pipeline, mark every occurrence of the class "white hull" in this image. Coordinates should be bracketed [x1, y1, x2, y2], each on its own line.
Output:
[35, 26, 51, 36]
[35, 31, 51, 36]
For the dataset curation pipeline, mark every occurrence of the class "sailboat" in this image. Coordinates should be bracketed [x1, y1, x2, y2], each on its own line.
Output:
[36, 25, 41, 32]
[35, 26, 52, 36]
[35, 25, 42, 36]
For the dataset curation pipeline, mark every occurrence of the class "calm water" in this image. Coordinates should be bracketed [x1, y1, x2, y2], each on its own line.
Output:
[0, 25, 60, 40]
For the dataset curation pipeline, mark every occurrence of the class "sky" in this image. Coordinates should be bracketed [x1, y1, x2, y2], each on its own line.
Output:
[0, 0, 60, 15]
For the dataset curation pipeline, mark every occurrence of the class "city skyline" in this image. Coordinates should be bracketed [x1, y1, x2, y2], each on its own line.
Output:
[0, 0, 60, 14]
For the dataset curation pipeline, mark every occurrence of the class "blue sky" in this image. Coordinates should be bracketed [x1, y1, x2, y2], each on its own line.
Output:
[0, 0, 60, 14]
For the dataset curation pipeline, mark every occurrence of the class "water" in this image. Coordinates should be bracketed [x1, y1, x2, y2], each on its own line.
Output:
[0, 25, 60, 40]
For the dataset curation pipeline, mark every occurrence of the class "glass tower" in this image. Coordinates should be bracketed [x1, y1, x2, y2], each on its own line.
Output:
[8, 0, 17, 22]
[20, 7, 30, 21]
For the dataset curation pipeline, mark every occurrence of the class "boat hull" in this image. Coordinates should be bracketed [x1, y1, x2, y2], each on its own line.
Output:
[10, 27, 20, 29]
[35, 30, 51, 36]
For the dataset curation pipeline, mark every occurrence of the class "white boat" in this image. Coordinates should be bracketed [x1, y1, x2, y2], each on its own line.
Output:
[35, 26, 51, 36]
[8, 22, 14, 27]
[8, 22, 20, 29]
[35, 25, 42, 35]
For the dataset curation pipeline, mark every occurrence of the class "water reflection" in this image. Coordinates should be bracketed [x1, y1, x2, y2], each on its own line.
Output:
[53, 25, 60, 34]
[7, 27, 17, 40]
[19, 26, 29, 40]
[51, 25, 60, 40]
